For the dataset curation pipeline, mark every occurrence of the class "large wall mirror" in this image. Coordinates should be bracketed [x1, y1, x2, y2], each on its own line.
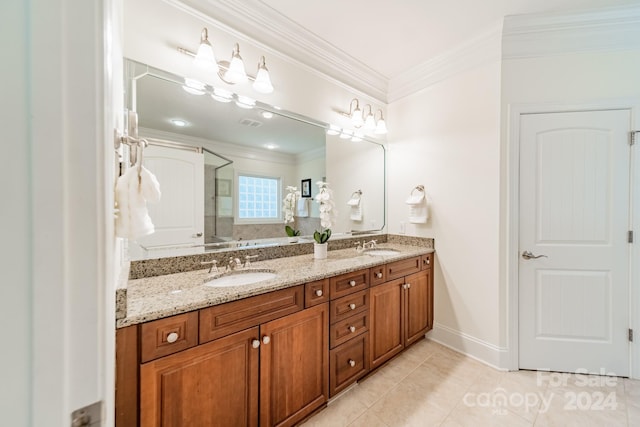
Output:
[124, 59, 386, 260]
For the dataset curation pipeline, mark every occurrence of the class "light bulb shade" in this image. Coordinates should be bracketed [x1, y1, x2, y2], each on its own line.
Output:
[253, 59, 274, 94]
[363, 113, 376, 130]
[182, 78, 206, 95]
[225, 44, 248, 84]
[211, 87, 233, 103]
[351, 108, 363, 128]
[326, 124, 341, 136]
[235, 95, 255, 109]
[339, 130, 353, 139]
[194, 42, 217, 70]
[375, 118, 388, 134]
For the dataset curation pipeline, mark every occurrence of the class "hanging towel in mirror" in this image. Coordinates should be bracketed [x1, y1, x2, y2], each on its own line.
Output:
[405, 190, 428, 223]
[347, 194, 362, 221]
[297, 198, 309, 217]
[115, 166, 161, 239]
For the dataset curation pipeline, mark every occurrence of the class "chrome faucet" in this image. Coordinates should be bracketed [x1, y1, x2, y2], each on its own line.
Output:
[354, 241, 364, 253]
[362, 240, 378, 250]
[200, 259, 219, 274]
[226, 257, 242, 271]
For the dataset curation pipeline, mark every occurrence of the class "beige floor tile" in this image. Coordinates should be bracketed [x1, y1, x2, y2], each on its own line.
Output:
[369, 380, 454, 427]
[300, 389, 367, 427]
[348, 410, 390, 427]
[441, 400, 532, 427]
[533, 388, 628, 427]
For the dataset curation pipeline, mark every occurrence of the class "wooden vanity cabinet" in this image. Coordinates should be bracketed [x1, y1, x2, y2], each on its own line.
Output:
[118, 285, 328, 427]
[369, 256, 433, 370]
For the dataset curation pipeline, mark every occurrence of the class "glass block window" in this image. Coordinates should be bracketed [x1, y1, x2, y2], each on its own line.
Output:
[238, 174, 280, 220]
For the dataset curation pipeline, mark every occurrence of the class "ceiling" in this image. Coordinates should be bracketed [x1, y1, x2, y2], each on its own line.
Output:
[182, 0, 639, 101]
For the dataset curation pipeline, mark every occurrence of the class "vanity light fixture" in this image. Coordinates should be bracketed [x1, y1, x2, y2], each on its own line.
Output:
[326, 124, 341, 136]
[181, 28, 275, 95]
[339, 129, 353, 139]
[170, 119, 188, 127]
[261, 111, 274, 119]
[338, 97, 388, 135]
[351, 131, 364, 142]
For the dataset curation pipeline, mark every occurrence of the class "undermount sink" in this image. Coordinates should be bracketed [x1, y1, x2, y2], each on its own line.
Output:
[204, 270, 277, 287]
[363, 248, 401, 256]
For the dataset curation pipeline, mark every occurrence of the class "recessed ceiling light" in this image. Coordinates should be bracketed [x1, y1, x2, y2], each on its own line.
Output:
[261, 111, 274, 119]
[171, 119, 188, 127]
[264, 143, 278, 150]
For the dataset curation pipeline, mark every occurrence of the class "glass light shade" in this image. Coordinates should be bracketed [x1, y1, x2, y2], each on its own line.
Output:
[363, 113, 376, 131]
[211, 87, 233, 103]
[339, 130, 353, 139]
[225, 45, 248, 84]
[182, 78, 206, 95]
[194, 41, 217, 70]
[351, 107, 364, 128]
[235, 95, 255, 109]
[253, 67, 274, 94]
[375, 118, 388, 134]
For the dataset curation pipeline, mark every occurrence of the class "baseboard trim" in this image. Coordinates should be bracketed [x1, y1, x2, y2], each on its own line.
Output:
[427, 322, 510, 371]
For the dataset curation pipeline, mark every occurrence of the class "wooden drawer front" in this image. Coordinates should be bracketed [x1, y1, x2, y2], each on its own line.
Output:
[330, 312, 369, 348]
[330, 333, 369, 397]
[421, 253, 432, 270]
[387, 257, 421, 281]
[140, 311, 198, 363]
[305, 278, 330, 307]
[199, 286, 304, 343]
[329, 269, 369, 299]
[330, 290, 369, 323]
[370, 265, 386, 287]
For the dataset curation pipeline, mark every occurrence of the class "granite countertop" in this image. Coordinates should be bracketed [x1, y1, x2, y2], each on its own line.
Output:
[116, 243, 434, 328]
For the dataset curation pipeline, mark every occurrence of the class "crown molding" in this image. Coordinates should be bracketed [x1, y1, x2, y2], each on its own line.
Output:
[172, 0, 388, 103]
[503, 4, 640, 59]
[388, 24, 502, 103]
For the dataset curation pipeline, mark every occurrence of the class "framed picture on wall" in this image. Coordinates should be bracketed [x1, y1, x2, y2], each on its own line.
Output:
[301, 178, 312, 198]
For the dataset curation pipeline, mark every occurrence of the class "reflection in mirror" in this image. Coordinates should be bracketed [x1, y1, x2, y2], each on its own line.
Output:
[124, 59, 385, 260]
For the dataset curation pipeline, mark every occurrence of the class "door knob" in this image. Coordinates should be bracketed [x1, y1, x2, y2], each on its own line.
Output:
[192, 232, 203, 238]
[522, 251, 548, 260]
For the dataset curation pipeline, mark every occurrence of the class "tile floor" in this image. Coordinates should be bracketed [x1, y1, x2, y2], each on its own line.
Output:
[302, 339, 639, 427]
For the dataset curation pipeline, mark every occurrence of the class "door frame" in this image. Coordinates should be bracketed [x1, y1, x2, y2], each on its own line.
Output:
[506, 99, 640, 378]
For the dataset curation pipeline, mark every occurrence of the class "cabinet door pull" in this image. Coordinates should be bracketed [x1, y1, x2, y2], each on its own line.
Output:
[315, 289, 323, 297]
[166, 332, 179, 343]
[251, 339, 260, 349]
[262, 335, 271, 345]
[375, 272, 383, 279]
[348, 359, 356, 367]
[349, 280, 356, 287]
[349, 303, 356, 310]
[406, 283, 411, 289]
[349, 326, 356, 333]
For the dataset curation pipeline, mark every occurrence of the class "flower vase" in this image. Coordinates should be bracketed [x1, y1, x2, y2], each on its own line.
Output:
[313, 242, 328, 260]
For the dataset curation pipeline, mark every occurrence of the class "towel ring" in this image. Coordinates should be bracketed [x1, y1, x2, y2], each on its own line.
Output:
[351, 190, 362, 198]
[410, 185, 425, 196]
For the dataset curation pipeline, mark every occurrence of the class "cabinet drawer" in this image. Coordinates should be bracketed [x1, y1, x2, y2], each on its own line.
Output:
[329, 269, 369, 299]
[330, 311, 369, 348]
[140, 311, 198, 363]
[305, 278, 330, 307]
[330, 333, 369, 397]
[386, 257, 421, 280]
[370, 265, 386, 287]
[330, 289, 369, 323]
[421, 253, 432, 270]
[199, 286, 304, 343]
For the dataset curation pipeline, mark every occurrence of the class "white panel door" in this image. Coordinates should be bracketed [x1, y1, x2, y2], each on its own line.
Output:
[132, 144, 204, 257]
[519, 109, 631, 376]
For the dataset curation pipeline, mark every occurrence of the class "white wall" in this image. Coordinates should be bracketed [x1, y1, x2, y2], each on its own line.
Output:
[387, 57, 503, 361]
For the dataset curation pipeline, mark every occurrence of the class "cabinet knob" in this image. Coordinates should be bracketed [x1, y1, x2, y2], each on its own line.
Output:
[406, 283, 411, 289]
[349, 326, 356, 333]
[348, 359, 356, 367]
[424, 258, 430, 265]
[251, 339, 260, 349]
[315, 289, 323, 297]
[166, 332, 179, 343]
[349, 280, 356, 287]
[376, 272, 383, 279]
[349, 303, 356, 310]
[402, 284, 407, 290]
[262, 335, 271, 345]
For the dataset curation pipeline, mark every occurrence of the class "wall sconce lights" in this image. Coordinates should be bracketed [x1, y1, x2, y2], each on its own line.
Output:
[338, 98, 388, 135]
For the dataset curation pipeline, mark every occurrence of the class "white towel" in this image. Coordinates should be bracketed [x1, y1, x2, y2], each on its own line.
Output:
[115, 166, 161, 239]
[405, 191, 428, 223]
[347, 195, 362, 221]
[297, 198, 309, 217]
